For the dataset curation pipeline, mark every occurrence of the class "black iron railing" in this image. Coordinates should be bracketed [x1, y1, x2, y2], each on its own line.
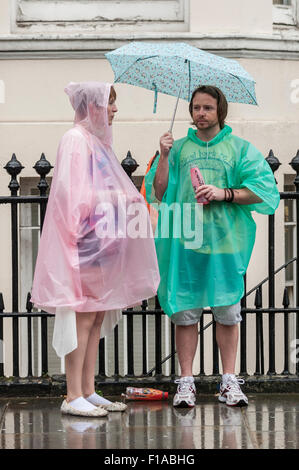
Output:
[0, 149, 299, 379]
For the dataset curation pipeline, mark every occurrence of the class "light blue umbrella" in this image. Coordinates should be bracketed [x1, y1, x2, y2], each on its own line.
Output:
[106, 42, 257, 132]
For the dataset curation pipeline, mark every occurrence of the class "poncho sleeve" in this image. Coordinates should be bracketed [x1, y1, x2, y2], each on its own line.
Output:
[51, 130, 92, 244]
[236, 143, 280, 215]
[144, 140, 181, 206]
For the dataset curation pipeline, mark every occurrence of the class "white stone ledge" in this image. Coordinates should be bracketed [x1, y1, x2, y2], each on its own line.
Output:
[1, 119, 299, 125]
[1, 31, 299, 60]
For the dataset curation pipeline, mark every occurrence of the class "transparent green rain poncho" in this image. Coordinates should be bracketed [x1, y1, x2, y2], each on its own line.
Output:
[145, 125, 280, 317]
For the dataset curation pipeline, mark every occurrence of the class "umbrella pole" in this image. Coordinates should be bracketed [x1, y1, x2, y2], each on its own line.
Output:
[168, 83, 182, 134]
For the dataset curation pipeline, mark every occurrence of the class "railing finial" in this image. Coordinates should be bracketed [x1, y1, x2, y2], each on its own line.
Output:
[266, 149, 281, 178]
[0, 293, 4, 312]
[26, 292, 33, 313]
[289, 149, 299, 186]
[33, 153, 53, 196]
[282, 287, 290, 309]
[121, 151, 139, 179]
[254, 286, 262, 309]
[4, 154, 24, 194]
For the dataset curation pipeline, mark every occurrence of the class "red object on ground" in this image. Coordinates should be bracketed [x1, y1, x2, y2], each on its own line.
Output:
[124, 387, 169, 400]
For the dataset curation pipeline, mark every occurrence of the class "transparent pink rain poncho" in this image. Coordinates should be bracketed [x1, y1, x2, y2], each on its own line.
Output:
[31, 82, 160, 357]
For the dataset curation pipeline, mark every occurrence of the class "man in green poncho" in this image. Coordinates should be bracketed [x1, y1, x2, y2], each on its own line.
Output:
[145, 85, 280, 408]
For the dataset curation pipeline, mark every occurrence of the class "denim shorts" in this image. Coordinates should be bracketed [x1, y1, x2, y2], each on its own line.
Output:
[171, 302, 242, 326]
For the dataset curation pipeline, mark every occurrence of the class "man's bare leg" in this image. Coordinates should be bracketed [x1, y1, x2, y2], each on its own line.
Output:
[216, 323, 238, 374]
[176, 324, 198, 377]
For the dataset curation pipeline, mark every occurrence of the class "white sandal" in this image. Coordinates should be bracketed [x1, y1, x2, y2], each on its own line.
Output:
[61, 399, 108, 417]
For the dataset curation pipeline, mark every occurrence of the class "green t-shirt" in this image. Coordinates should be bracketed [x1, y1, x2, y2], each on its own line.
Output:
[145, 125, 280, 316]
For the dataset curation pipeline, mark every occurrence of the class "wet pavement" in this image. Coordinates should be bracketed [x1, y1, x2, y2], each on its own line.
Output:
[1, 394, 299, 450]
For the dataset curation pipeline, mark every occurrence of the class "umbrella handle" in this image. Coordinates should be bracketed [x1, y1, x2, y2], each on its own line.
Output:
[168, 82, 182, 134]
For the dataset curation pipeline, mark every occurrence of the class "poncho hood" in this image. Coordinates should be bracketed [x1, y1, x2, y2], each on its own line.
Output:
[64, 81, 113, 147]
[187, 125, 232, 147]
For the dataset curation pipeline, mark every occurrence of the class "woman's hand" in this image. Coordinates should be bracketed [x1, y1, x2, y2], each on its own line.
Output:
[195, 185, 225, 202]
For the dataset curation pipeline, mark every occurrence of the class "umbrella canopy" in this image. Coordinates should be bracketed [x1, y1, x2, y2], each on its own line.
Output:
[105, 41, 257, 112]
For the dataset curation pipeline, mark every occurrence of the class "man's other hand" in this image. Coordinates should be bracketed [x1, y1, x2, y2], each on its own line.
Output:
[195, 185, 225, 202]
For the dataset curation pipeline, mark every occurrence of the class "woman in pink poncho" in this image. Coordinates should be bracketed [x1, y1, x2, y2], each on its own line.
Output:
[31, 82, 160, 417]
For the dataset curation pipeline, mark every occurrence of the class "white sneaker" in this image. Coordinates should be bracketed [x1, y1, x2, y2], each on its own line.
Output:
[173, 378, 196, 408]
[218, 376, 248, 407]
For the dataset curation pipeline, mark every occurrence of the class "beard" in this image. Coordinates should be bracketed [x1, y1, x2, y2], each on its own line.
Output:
[194, 119, 220, 132]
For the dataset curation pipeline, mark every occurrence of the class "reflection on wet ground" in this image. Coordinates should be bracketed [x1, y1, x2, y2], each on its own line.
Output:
[0, 394, 299, 449]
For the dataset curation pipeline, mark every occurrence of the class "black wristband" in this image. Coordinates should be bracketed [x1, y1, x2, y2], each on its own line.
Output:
[224, 188, 234, 202]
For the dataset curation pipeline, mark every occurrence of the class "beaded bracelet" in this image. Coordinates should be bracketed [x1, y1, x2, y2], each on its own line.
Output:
[224, 188, 234, 202]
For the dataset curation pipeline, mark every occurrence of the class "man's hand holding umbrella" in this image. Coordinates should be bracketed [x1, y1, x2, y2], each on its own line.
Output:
[160, 132, 174, 158]
[153, 132, 174, 202]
